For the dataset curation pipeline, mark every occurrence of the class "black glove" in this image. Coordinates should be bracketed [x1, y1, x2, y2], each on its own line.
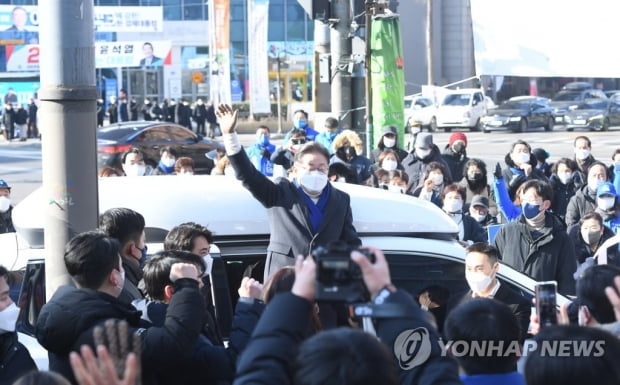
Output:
[260, 148, 271, 158]
[493, 163, 502, 179]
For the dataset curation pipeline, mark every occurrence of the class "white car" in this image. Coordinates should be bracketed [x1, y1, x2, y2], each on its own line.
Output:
[436, 88, 488, 132]
[2, 176, 570, 363]
[404, 95, 438, 131]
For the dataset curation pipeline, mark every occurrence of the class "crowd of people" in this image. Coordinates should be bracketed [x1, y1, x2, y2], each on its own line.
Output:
[3, 104, 620, 384]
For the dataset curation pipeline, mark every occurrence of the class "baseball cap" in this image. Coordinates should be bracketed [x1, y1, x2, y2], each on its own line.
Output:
[382, 125, 397, 136]
[0, 179, 10, 190]
[470, 195, 489, 209]
[597, 182, 616, 197]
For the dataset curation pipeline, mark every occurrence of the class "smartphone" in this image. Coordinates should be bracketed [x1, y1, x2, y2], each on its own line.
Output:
[535, 281, 558, 328]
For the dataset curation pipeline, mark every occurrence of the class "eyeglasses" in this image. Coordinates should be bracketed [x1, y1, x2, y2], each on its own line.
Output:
[291, 138, 307, 145]
[297, 164, 329, 174]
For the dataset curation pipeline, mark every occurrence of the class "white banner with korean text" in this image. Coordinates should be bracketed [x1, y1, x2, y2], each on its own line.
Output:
[248, 0, 270, 114]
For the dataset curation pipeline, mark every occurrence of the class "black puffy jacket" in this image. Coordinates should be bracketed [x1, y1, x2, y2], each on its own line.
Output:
[0, 331, 36, 385]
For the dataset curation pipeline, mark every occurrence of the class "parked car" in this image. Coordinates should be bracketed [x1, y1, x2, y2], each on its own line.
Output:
[564, 98, 620, 131]
[435, 88, 487, 132]
[404, 95, 438, 131]
[97, 121, 222, 174]
[2, 177, 573, 366]
[480, 96, 555, 133]
[604, 89, 620, 98]
[549, 85, 607, 125]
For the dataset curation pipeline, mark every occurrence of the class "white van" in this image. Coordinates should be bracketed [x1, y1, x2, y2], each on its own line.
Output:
[436, 88, 488, 132]
[1, 176, 568, 363]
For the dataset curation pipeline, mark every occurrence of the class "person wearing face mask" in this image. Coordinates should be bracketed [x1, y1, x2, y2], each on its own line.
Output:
[570, 212, 620, 279]
[573, 136, 597, 187]
[120, 147, 152, 177]
[493, 180, 577, 295]
[314, 117, 342, 155]
[99, 208, 147, 304]
[566, 161, 609, 227]
[272, 128, 307, 177]
[369, 125, 408, 164]
[532, 147, 553, 178]
[500, 140, 548, 203]
[595, 182, 620, 235]
[441, 132, 470, 182]
[548, 158, 578, 224]
[0, 265, 37, 384]
[283, 109, 318, 143]
[36, 231, 206, 385]
[331, 129, 373, 185]
[246, 126, 276, 177]
[440, 184, 486, 245]
[152, 146, 178, 175]
[608, 148, 620, 185]
[458, 158, 498, 218]
[402, 132, 452, 195]
[449, 243, 531, 341]
[0, 179, 15, 234]
[216, 105, 360, 300]
[413, 161, 452, 207]
[467, 195, 498, 228]
[370, 149, 404, 187]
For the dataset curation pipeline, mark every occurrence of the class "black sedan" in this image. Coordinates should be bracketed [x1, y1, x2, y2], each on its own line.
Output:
[564, 99, 620, 132]
[97, 121, 222, 174]
[480, 96, 555, 133]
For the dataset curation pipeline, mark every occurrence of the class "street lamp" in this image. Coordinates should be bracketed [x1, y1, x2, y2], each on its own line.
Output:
[276, 52, 286, 135]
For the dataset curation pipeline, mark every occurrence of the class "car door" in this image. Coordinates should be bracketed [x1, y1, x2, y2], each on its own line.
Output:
[530, 102, 546, 127]
[132, 125, 172, 167]
[608, 100, 620, 126]
[472, 92, 486, 122]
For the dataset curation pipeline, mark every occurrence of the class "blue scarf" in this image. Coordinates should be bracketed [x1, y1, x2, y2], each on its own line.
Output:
[509, 167, 524, 176]
[298, 183, 331, 234]
[157, 161, 175, 174]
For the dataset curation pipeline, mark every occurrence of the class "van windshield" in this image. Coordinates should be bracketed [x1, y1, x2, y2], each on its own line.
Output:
[442, 94, 470, 106]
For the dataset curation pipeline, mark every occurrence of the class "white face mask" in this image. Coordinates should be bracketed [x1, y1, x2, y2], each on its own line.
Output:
[416, 148, 431, 158]
[466, 271, 493, 295]
[124, 164, 146, 177]
[161, 157, 176, 168]
[558, 172, 572, 185]
[382, 159, 398, 172]
[444, 199, 463, 213]
[383, 137, 396, 148]
[598, 196, 616, 210]
[431, 173, 444, 186]
[291, 144, 303, 152]
[0, 196, 10, 212]
[471, 213, 486, 222]
[410, 125, 421, 134]
[203, 254, 213, 276]
[299, 170, 328, 194]
[515, 152, 530, 164]
[0, 303, 19, 333]
[387, 185, 404, 194]
[575, 149, 590, 160]
[588, 179, 604, 192]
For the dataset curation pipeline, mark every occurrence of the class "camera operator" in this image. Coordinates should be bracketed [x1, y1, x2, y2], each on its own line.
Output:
[233, 246, 461, 385]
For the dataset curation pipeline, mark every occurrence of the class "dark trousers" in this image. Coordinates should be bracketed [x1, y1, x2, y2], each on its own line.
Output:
[28, 120, 38, 138]
[196, 120, 205, 135]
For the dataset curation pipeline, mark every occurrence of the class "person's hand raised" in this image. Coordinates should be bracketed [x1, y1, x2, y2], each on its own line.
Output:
[215, 104, 238, 134]
[493, 162, 502, 179]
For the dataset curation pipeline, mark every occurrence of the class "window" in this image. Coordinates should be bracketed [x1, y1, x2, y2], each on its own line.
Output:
[286, 4, 304, 21]
[184, 0, 205, 20]
[163, 0, 182, 20]
[287, 21, 306, 41]
[135, 126, 171, 142]
[269, 3, 284, 21]
[231, 4, 245, 20]
[230, 20, 245, 42]
[168, 126, 196, 141]
[268, 21, 285, 41]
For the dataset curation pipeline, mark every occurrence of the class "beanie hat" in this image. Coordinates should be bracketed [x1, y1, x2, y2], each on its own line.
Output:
[448, 132, 468, 147]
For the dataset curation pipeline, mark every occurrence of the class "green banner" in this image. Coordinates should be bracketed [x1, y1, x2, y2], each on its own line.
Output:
[370, 15, 405, 149]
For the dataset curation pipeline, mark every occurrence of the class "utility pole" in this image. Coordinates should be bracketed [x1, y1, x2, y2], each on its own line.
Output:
[426, 0, 433, 86]
[330, 0, 352, 129]
[39, 0, 99, 299]
[364, 0, 374, 156]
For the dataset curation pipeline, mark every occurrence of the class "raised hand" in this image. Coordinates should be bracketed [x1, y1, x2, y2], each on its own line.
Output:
[493, 162, 502, 179]
[215, 104, 238, 135]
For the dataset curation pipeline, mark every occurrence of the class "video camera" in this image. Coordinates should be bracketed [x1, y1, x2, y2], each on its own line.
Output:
[311, 241, 375, 303]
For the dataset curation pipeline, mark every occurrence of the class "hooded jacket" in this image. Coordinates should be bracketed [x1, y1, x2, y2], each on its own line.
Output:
[549, 174, 577, 224]
[36, 279, 205, 385]
[568, 224, 620, 265]
[565, 184, 598, 227]
[402, 145, 452, 194]
[331, 130, 372, 185]
[493, 213, 577, 295]
[441, 146, 469, 182]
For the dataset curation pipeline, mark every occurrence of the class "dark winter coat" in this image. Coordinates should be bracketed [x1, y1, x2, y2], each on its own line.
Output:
[568, 224, 620, 265]
[119, 101, 129, 122]
[549, 174, 578, 225]
[0, 206, 14, 234]
[130, 100, 139, 120]
[14, 108, 27, 125]
[176, 103, 192, 128]
[0, 331, 37, 385]
[575, 155, 597, 188]
[134, 296, 263, 385]
[107, 102, 118, 124]
[193, 104, 207, 123]
[565, 184, 598, 227]
[35, 279, 205, 385]
[493, 213, 577, 295]
[402, 145, 452, 194]
[233, 291, 462, 385]
[441, 146, 469, 182]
